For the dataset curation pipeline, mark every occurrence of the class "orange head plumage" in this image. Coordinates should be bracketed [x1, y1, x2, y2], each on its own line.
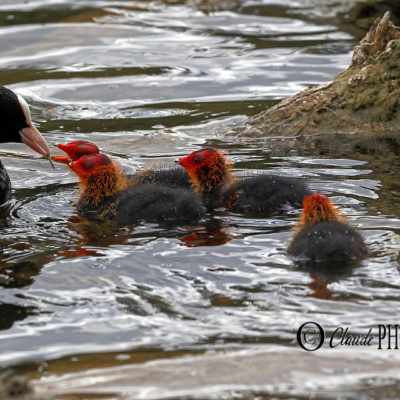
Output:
[70, 153, 127, 206]
[52, 141, 99, 164]
[176, 148, 231, 192]
[296, 193, 346, 231]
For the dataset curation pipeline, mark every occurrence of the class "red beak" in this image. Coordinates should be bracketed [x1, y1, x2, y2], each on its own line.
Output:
[70, 159, 85, 175]
[175, 157, 187, 167]
[52, 154, 71, 164]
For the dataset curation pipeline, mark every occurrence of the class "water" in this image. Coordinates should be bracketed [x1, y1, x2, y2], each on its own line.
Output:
[1, 0, 400, 398]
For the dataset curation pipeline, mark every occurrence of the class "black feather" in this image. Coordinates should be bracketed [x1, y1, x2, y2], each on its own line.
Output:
[115, 185, 204, 226]
[0, 86, 32, 206]
[287, 221, 367, 265]
[132, 167, 190, 189]
[223, 175, 311, 215]
[0, 86, 27, 143]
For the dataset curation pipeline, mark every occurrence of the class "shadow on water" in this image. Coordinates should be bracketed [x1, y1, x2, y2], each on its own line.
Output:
[0, 303, 37, 330]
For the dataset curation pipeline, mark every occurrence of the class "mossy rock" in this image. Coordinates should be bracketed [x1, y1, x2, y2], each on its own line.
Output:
[232, 11, 400, 140]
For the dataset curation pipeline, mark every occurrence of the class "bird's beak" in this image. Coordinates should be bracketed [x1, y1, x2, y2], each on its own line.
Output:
[69, 159, 79, 172]
[19, 124, 50, 158]
[53, 144, 72, 164]
[69, 159, 86, 176]
[20, 124, 54, 169]
[175, 156, 191, 168]
[175, 157, 184, 166]
[52, 154, 71, 164]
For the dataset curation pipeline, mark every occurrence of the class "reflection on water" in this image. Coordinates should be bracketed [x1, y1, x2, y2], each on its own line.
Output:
[0, 303, 35, 330]
[179, 218, 233, 247]
[0, 0, 400, 398]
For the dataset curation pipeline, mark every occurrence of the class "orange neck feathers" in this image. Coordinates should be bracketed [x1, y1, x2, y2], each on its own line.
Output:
[296, 193, 346, 231]
[71, 158, 128, 206]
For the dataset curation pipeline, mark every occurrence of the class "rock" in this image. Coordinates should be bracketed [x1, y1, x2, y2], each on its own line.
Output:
[231, 11, 400, 141]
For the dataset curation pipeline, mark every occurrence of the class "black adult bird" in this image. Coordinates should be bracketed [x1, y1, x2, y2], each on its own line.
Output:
[0, 86, 51, 204]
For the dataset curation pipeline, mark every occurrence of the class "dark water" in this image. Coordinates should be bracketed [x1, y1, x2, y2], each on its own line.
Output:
[1, 0, 400, 398]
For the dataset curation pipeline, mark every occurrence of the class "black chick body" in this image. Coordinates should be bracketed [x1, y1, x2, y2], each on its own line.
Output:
[115, 184, 203, 225]
[130, 167, 191, 189]
[287, 220, 367, 264]
[222, 174, 311, 215]
[287, 193, 367, 265]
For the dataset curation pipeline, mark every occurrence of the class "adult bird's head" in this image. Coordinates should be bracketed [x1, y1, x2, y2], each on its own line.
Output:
[0, 86, 51, 159]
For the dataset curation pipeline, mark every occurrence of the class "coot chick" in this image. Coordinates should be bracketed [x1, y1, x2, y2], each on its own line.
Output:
[287, 193, 367, 264]
[176, 148, 311, 214]
[54, 140, 191, 189]
[0, 86, 51, 204]
[70, 153, 204, 226]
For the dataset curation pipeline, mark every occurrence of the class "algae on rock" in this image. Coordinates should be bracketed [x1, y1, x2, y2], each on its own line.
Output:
[233, 11, 400, 139]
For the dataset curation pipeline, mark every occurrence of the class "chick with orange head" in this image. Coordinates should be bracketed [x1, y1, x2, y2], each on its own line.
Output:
[66, 152, 204, 226]
[287, 193, 367, 264]
[176, 148, 311, 214]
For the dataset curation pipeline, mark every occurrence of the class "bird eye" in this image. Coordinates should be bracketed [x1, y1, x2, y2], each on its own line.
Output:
[194, 157, 199, 164]
[76, 152, 84, 158]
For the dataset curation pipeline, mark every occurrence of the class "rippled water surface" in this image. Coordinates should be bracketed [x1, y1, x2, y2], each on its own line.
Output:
[1, 0, 400, 399]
